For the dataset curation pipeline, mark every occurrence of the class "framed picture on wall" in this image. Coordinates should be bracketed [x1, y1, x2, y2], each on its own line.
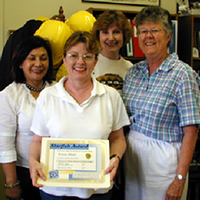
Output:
[82, 0, 160, 6]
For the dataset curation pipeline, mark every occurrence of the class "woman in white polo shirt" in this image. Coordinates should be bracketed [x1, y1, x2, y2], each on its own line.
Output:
[29, 31, 130, 200]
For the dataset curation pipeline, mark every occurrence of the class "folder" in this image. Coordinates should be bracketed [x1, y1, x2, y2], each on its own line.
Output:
[132, 19, 145, 58]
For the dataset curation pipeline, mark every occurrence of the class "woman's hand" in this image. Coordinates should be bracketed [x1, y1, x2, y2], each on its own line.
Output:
[29, 134, 45, 187]
[2, 162, 21, 200]
[5, 186, 21, 200]
[29, 159, 46, 188]
[104, 156, 120, 181]
[165, 178, 185, 200]
[107, 128, 126, 181]
[165, 125, 198, 200]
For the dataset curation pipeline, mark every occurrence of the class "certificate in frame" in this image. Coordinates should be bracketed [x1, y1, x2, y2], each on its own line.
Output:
[82, 0, 160, 6]
[38, 138, 110, 188]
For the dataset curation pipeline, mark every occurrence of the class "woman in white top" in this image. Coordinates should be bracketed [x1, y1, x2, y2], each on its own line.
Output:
[29, 31, 130, 200]
[0, 36, 53, 200]
[92, 10, 133, 94]
[92, 11, 132, 200]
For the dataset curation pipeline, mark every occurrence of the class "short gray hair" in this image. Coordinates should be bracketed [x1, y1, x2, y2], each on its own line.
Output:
[134, 6, 173, 37]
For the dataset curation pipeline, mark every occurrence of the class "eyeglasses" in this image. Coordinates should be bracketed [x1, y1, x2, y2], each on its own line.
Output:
[138, 29, 165, 37]
[67, 52, 95, 63]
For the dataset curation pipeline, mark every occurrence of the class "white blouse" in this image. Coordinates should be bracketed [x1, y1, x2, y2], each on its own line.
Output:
[0, 81, 50, 168]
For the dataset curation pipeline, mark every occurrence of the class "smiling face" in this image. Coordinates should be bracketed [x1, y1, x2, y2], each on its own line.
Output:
[99, 23, 123, 58]
[20, 47, 49, 85]
[138, 21, 171, 60]
[63, 42, 97, 83]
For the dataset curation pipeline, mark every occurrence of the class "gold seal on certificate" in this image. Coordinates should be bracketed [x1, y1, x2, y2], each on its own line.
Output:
[38, 138, 110, 188]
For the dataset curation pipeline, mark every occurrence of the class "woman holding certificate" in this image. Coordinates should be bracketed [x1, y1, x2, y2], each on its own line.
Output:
[29, 31, 130, 200]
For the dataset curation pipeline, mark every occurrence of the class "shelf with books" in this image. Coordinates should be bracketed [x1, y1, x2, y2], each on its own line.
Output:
[193, 57, 200, 60]
[178, 15, 200, 73]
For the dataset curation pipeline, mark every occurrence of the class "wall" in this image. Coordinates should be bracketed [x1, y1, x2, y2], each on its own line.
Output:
[0, 0, 176, 199]
[0, 0, 176, 55]
[0, 0, 3, 57]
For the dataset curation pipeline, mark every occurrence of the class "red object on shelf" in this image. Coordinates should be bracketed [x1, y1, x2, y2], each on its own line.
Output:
[132, 19, 145, 58]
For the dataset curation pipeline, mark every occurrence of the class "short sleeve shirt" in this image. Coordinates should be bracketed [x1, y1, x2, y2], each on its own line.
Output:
[122, 53, 200, 142]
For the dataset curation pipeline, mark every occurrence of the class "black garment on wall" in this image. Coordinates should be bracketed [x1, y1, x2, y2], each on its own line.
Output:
[0, 20, 42, 91]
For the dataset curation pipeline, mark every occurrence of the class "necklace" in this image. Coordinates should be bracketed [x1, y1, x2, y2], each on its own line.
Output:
[24, 82, 45, 92]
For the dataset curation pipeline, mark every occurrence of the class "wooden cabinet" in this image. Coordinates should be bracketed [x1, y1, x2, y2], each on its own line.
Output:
[87, 7, 178, 64]
[187, 133, 200, 200]
[178, 17, 200, 199]
[178, 15, 200, 74]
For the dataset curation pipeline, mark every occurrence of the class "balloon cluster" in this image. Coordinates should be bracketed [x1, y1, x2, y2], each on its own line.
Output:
[65, 10, 96, 32]
[34, 10, 96, 81]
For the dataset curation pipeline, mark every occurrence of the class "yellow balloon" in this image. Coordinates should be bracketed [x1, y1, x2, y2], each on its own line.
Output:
[66, 11, 96, 32]
[35, 16, 49, 22]
[34, 20, 73, 68]
[56, 63, 68, 82]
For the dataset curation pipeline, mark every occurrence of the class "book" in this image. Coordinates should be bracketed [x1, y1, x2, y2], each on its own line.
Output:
[131, 19, 145, 58]
[193, 30, 199, 57]
[126, 37, 133, 57]
[126, 19, 134, 57]
[168, 20, 178, 54]
[120, 45, 127, 57]
[196, 31, 200, 57]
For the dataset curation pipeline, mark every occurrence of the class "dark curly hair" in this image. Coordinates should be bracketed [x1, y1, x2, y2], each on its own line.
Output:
[92, 10, 132, 46]
[11, 35, 53, 83]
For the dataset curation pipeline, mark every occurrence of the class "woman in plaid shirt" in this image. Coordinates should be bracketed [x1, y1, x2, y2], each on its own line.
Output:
[122, 6, 200, 200]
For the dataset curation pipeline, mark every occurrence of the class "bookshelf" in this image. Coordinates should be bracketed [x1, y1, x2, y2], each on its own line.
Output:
[178, 15, 200, 75]
[178, 16, 200, 200]
[87, 7, 178, 64]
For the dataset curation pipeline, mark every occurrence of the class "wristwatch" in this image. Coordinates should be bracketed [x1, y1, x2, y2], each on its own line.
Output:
[175, 174, 186, 180]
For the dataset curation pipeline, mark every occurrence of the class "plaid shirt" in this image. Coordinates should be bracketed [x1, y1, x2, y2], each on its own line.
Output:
[122, 53, 200, 142]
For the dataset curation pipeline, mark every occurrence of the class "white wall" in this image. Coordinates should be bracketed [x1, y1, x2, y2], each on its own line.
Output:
[0, 0, 5, 198]
[0, 0, 176, 55]
[0, 0, 4, 56]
